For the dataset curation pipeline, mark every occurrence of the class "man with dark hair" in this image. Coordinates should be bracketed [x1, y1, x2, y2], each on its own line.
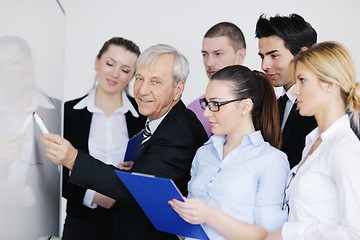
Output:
[188, 22, 246, 136]
[255, 13, 317, 168]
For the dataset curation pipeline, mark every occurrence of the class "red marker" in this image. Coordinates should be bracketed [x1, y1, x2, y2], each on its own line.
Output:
[33, 112, 49, 134]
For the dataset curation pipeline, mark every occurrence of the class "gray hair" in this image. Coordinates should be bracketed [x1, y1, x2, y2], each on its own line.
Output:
[136, 44, 189, 86]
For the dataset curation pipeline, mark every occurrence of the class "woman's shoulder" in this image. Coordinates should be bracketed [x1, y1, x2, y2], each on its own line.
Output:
[328, 128, 360, 163]
[257, 142, 289, 169]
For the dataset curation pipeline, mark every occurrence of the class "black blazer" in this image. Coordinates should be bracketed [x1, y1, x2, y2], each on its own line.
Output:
[62, 95, 146, 220]
[69, 100, 208, 240]
[281, 103, 317, 168]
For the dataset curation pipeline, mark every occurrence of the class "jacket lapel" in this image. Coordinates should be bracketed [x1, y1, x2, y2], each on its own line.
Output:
[282, 103, 299, 144]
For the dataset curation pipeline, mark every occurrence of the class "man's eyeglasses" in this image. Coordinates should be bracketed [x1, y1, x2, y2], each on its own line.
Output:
[199, 97, 246, 112]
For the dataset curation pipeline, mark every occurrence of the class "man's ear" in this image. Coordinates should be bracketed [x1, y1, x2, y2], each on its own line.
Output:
[174, 80, 185, 100]
[235, 48, 246, 65]
[300, 46, 308, 53]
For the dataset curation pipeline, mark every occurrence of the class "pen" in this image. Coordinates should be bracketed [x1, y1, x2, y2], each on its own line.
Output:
[33, 112, 49, 134]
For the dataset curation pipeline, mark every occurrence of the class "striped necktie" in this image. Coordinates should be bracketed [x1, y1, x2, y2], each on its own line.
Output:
[141, 121, 151, 147]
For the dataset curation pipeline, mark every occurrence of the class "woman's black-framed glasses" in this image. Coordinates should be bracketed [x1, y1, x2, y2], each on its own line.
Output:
[199, 97, 246, 112]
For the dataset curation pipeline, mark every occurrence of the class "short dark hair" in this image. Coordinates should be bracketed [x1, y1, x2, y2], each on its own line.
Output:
[97, 37, 140, 60]
[255, 13, 317, 55]
[205, 22, 246, 50]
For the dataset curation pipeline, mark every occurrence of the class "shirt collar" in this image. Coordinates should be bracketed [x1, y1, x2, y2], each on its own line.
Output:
[73, 89, 139, 117]
[147, 112, 168, 134]
[321, 115, 350, 141]
[283, 85, 297, 104]
[210, 130, 265, 148]
[306, 114, 350, 145]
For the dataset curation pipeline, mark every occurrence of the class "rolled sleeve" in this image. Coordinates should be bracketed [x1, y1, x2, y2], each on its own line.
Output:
[255, 151, 289, 231]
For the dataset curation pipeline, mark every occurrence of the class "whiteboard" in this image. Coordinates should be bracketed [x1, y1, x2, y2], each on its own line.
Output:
[0, 0, 64, 239]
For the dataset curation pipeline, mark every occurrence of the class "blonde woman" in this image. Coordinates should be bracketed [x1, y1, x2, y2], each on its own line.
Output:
[62, 37, 146, 240]
[266, 41, 360, 240]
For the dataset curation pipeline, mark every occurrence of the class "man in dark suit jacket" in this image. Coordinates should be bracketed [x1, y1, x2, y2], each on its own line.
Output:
[42, 44, 208, 239]
[255, 13, 318, 168]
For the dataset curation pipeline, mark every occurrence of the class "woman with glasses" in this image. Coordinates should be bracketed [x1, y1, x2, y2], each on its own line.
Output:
[169, 65, 289, 240]
[266, 41, 360, 240]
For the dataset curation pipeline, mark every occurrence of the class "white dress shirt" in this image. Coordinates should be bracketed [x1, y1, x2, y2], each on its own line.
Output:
[280, 85, 296, 130]
[282, 115, 360, 240]
[73, 89, 139, 208]
[147, 113, 167, 135]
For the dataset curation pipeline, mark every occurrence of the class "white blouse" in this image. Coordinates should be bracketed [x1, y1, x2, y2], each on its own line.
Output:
[282, 115, 360, 240]
[73, 89, 139, 208]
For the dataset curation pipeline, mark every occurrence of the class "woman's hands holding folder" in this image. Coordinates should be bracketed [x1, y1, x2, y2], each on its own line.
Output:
[168, 197, 214, 225]
[170, 197, 267, 240]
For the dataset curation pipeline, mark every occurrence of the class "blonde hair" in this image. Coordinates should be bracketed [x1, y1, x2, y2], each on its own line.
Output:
[289, 41, 360, 138]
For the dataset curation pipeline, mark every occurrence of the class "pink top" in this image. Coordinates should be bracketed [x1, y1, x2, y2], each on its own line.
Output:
[187, 95, 212, 137]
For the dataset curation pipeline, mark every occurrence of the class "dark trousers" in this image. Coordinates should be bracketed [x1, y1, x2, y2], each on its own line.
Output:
[62, 215, 112, 240]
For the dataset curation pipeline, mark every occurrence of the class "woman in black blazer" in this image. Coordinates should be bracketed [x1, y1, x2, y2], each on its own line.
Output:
[61, 37, 146, 240]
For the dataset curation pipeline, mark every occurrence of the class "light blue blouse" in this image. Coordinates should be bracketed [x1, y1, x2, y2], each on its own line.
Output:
[188, 131, 289, 239]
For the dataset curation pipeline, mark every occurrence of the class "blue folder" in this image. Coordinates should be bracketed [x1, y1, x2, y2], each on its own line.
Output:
[114, 170, 209, 240]
[123, 130, 143, 162]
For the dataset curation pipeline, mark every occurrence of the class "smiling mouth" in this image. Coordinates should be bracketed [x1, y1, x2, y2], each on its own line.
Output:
[266, 73, 278, 78]
[138, 98, 152, 103]
[208, 121, 216, 126]
[107, 79, 118, 85]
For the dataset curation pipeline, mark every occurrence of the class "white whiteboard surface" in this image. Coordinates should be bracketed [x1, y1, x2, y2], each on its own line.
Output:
[0, 0, 64, 239]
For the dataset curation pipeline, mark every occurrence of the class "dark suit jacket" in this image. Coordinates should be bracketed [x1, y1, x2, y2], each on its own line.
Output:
[281, 102, 317, 168]
[68, 100, 208, 240]
[62, 94, 146, 238]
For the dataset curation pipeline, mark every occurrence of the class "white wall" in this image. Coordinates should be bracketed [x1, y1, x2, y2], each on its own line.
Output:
[61, 0, 360, 104]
